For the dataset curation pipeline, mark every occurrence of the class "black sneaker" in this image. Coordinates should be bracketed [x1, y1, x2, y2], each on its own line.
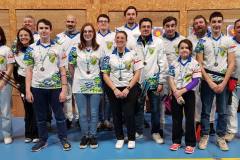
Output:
[89, 136, 98, 149]
[66, 119, 72, 129]
[75, 120, 80, 128]
[79, 136, 89, 149]
[31, 140, 47, 152]
[61, 138, 71, 151]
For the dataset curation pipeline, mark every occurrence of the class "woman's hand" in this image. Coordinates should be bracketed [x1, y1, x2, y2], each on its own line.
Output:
[122, 88, 129, 98]
[59, 90, 67, 102]
[26, 90, 34, 103]
[114, 88, 123, 98]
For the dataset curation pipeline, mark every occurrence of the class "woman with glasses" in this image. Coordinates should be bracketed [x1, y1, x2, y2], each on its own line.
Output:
[69, 23, 103, 149]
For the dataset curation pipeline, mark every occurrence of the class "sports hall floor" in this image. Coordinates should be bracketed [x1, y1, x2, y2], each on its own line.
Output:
[0, 114, 239, 160]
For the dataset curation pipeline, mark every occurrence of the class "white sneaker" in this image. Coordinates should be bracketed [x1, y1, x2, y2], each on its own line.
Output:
[32, 138, 40, 143]
[128, 141, 135, 149]
[25, 138, 32, 143]
[115, 140, 124, 149]
[135, 132, 143, 139]
[152, 133, 164, 144]
[4, 136, 13, 144]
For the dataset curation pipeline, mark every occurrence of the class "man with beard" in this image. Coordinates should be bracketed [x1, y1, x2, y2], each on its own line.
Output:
[196, 12, 236, 151]
[188, 15, 216, 136]
[116, 6, 140, 50]
[55, 15, 80, 129]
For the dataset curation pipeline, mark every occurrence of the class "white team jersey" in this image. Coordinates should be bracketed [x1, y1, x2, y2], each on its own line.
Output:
[68, 45, 104, 94]
[24, 40, 67, 89]
[195, 34, 236, 82]
[116, 23, 141, 50]
[101, 48, 143, 87]
[134, 35, 169, 89]
[0, 45, 15, 71]
[96, 30, 115, 54]
[161, 32, 185, 64]
[168, 56, 201, 90]
[232, 37, 240, 81]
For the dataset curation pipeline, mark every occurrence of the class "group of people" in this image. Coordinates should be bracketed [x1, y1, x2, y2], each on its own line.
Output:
[0, 5, 239, 154]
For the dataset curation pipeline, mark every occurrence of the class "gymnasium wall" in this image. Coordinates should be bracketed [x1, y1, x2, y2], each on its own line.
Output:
[0, 0, 239, 116]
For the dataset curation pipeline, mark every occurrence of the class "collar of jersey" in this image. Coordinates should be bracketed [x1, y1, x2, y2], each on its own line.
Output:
[233, 36, 240, 44]
[98, 30, 111, 37]
[124, 23, 138, 31]
[64, 31, 80, 39]
[162, 32, 179, 41]
[178, 56, 192, 66]
[137, 34, 153, 45]
[36, 40, 55, 48]
[112, 47, 130, 55]
[207, 32, 224, 41]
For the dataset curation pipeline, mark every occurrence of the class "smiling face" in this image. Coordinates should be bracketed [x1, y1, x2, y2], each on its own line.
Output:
[179, 42, 191, 59]
[164, 20, 177, 38]
[83, 25, 94, 42]
[18, 30, 31, 46]
[23, 17, 35, 32]
[140, 21, 152, 37]
[193, 17, 208, 36]
[37, 22, 52, 40]
[210, 16, 223, 35]
[125, 9, 137, 25]
[115, 32, 127, 49]
[234, 20, 240, 38]
[97, 17, 109, 32]
[65, 15, 77, 32]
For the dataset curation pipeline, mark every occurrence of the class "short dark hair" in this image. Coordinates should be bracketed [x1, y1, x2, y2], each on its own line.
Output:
[163, 16, 177, 26]
[16, 27, 34, 54]
[193, 15, 208, 26]
[139, 18, 152, 28]
[124, 6, 137, 16]
[178, 39, 193, 54]
[97, 14, 110, 22]
[234, 19, 240, 29]
[115, 30, 128, 41]
[37, 18, 52, 30]
[209, 11, 224, 22]
[0, 26, 7, 46]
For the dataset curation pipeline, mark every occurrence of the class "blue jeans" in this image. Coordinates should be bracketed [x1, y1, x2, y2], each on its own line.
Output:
[75, 94, 101, 136]
[32, 88, 67, 142]
[135, 90, 161, 134]
[200, 80, 229, 137]
[99, 92, 111, 122]
[0, 84, 12, 137]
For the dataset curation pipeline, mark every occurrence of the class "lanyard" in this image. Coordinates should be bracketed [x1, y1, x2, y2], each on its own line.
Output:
[39, 46, 51, 71]
[116, 50, 125, 81]
[211, 36, 222, 67]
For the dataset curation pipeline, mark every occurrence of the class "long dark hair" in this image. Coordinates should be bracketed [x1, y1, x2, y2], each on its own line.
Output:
[79, 23, 99, 51]
[16, 27, 34, 54]
[0, 26, 7, 46]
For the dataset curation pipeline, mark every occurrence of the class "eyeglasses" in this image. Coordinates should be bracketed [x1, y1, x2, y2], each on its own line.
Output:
[83, 30, 93, 33]
[98, 20, 109, 23]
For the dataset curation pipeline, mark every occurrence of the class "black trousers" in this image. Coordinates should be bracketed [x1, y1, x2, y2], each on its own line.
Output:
[172, 90, 196, 147]
[17, 75, 38, 138]
[106, 85, 139, 141]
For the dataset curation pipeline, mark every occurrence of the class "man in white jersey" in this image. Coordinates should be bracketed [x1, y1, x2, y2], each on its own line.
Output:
[196, 12, 236, 151]
[225, 19, 240, 142]
[55, 15, 80, 129]
[188, 15, 216, 135]
[116, 6, 140, 50]
[96, 14, 115, 131]
[12, 15, 40, 53]
[134, 18, 168, 144]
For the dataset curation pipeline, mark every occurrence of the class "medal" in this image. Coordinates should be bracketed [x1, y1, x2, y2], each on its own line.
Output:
[40, 67, 45, 71]
[214, 62, 218, 67]
[86, 71, 90, 74]
[143, 62, 147, 65]
[119, 77, 122, 81]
